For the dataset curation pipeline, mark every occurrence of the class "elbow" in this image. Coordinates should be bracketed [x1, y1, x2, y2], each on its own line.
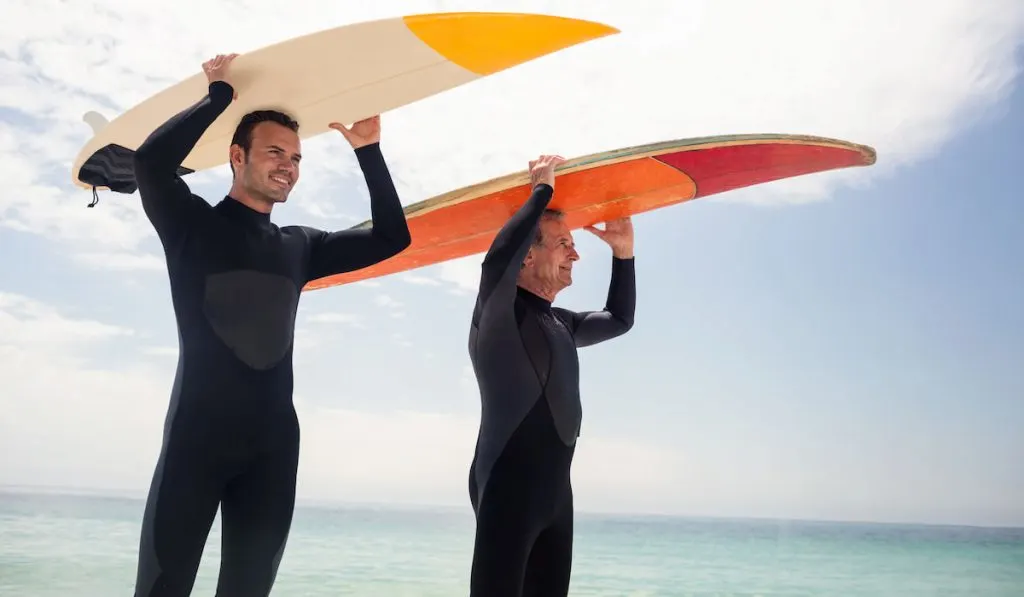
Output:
[617, 315, 635, 336]
[615, 305, 636, 335]
[391, 225, 412, 254]
[376, 226, 412, 258]
[396, 226, 412, 252]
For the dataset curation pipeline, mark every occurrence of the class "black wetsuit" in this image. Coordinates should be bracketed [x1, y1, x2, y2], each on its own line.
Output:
[466, 182, 636, 596]
[130, 80, 410, 596]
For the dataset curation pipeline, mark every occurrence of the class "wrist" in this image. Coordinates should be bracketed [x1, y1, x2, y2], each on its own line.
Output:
[354, 141, 381, 153]
[611, 245, 633, 259]
[208, 80, 233, 101]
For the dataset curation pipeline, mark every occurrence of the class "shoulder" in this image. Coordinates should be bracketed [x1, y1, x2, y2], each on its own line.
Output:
[280, 224, 325, 239]
[552, 306, 578, 330]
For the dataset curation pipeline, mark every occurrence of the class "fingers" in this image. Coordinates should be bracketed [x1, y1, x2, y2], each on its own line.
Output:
[202, 54, 238, 89]
[203, 53, 238, 68]
[530, 154, 565, 170]
[328, 114, 380, 130]
[328, 122, 352, 140]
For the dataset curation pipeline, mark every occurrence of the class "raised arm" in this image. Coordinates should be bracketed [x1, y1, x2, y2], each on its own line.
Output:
[474, 154, 564, 316]
[555, 217, 637, 346]
[556, 256, 636, 347]
[305, 141, 411, 281]
[133, 55, 236, 243]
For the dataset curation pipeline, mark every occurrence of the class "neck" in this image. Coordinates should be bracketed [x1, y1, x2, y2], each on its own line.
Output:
[227, 183, 273, 214]
[517, 277, 557, 302]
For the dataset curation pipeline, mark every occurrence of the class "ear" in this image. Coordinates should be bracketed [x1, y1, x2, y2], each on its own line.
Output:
[229, 144, 244, 170]
[519, 249, 534, 271]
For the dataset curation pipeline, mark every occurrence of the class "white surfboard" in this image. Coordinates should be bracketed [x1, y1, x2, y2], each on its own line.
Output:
[70, 12, 619, 193]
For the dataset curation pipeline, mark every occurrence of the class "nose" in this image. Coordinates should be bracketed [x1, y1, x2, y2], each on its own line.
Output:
[569, 247, 579, 260]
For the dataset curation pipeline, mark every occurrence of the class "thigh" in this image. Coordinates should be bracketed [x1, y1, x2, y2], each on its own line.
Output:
[470, 491, 540, 597]
[134, 442, 224, 597]
[214, 438, 300, 597]
[522, 491, 574, 597]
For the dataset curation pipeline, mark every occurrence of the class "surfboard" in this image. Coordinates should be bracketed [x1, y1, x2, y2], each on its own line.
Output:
[71, 12, 618, 194]
[303, 134, 877, 291]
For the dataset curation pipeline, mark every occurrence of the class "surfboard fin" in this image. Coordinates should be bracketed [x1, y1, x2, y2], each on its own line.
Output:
[82, 111, 109, 135]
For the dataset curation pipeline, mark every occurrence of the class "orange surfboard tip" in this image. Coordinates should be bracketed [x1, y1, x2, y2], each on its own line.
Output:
[403, 12, 620, 76]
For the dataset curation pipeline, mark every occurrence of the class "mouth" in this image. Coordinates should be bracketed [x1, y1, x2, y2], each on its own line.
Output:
[269, 174, 290, 188]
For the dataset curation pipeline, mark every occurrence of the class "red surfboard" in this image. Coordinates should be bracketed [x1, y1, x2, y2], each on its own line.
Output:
[304, 133, 876, 291]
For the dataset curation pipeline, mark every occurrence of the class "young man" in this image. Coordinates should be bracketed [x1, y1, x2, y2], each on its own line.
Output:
[131, 53, 410, 596]
[466, 153, 636, 596]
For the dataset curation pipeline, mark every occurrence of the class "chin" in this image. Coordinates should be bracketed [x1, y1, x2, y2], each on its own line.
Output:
[265, 188, 290, 203]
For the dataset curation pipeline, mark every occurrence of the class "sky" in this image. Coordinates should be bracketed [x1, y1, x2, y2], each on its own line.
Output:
[1, 0, 1023, 528]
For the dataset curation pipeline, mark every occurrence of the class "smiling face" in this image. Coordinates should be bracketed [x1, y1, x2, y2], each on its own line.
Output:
[229, 110, 302, 207]
[519, 210, 579, 297]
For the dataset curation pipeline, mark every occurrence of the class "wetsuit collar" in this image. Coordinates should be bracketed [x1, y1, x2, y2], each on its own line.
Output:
[516, 285, 553, 312]
[218, 196, 273, 230]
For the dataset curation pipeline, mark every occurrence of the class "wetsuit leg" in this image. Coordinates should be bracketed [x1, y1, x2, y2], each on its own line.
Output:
[214, 414, 300, 596]
[134, 436, 224, 596]
[469, 399, 575, 596]
[522, 493, 574, 597]
[469, 486, 537, 596]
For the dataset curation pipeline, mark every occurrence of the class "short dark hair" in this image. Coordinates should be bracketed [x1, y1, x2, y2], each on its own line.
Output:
[229, 110, 300, 174]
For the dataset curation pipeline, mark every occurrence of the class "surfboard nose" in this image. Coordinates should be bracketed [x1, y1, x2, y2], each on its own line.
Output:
[403, 12, 619, 76]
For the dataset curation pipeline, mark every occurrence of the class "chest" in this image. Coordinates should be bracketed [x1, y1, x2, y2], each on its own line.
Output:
[516, 304, 579, 385]
[184, 216, 309, 284]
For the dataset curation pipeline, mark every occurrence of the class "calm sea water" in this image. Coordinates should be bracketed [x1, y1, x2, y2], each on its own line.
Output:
[1, 491, 1021, 596]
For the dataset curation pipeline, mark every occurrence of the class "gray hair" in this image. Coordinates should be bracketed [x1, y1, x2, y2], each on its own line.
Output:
[533, 209, 564, 246]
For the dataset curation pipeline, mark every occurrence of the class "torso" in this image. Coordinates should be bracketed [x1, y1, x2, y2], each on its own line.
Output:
[166, 196, 313, 422]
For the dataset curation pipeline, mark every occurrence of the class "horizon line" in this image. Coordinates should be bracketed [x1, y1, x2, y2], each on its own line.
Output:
[2, 484, 1021, 531]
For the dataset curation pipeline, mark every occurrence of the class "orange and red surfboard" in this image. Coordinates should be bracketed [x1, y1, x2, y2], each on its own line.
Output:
[306, 133, 877, 291]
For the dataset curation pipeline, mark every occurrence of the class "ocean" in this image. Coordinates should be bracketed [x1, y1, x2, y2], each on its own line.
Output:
[1, 491, 1022, 596]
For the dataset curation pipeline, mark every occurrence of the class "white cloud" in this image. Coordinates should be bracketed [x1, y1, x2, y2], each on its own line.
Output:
[374, 294, 402, 308]
[305, 311, 364, 326]
[400, 273, 442, 287]
[1, 0, 1019, 280]
[73, 250, 166, 272]
[0, 291, 684, 514]
[0, 292, 134, 350]
[435, 256, 482, 295]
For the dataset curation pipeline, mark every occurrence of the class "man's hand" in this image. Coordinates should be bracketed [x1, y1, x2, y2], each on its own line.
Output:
[585, 217, 634, 259]
[529, 154, 565, 189]
[202, 54, 239, 99]
[330, 115, 381, 149]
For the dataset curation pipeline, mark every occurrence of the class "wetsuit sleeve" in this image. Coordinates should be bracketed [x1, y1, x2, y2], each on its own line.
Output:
[132, 80, 232, 244]
[473, 183, 554, 320]
[555, 256, 635, 347]
[304, 143, 412, 281]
